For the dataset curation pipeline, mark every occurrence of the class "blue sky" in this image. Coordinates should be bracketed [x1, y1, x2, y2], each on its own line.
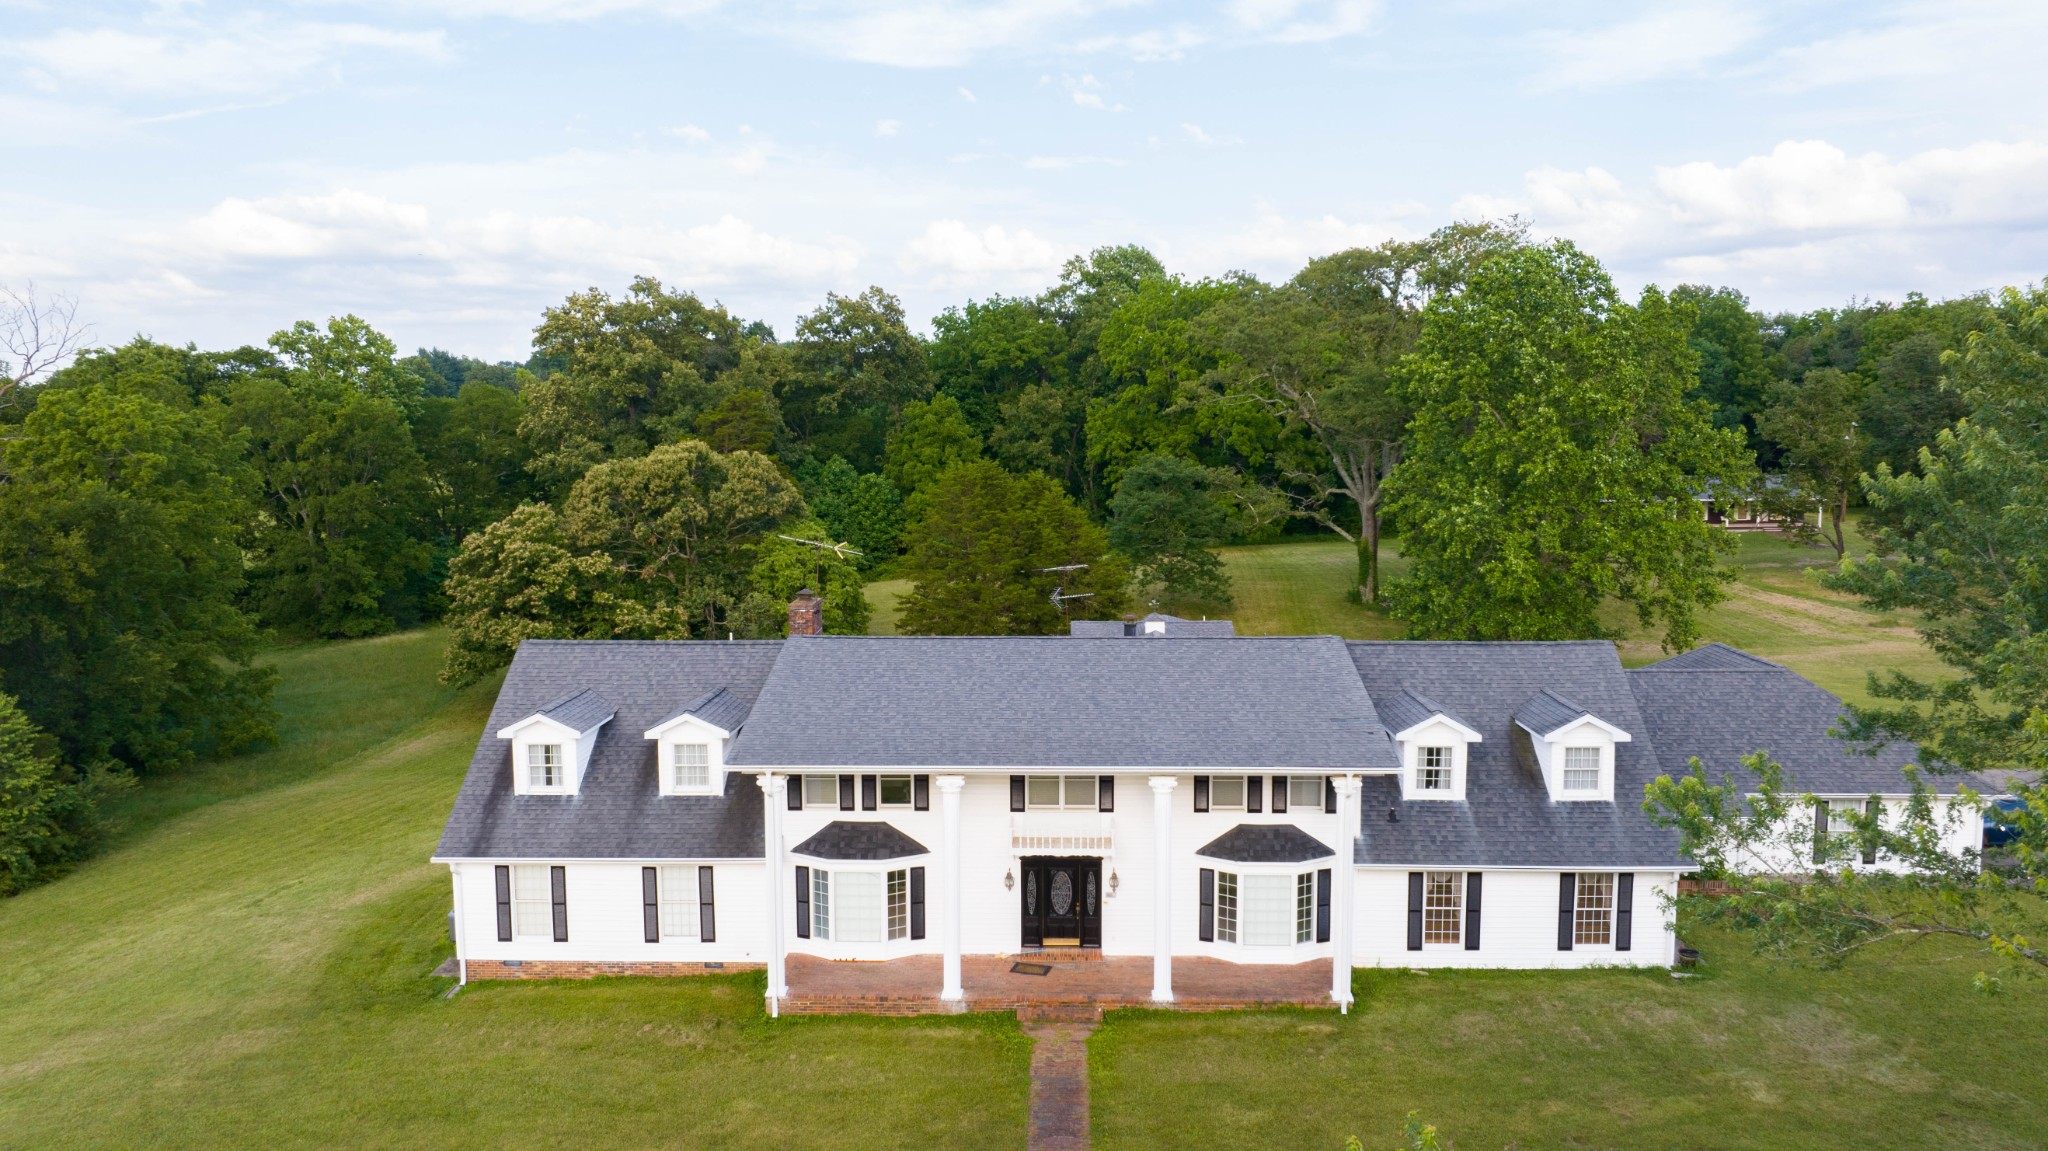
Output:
[4, 1, 2046, 360]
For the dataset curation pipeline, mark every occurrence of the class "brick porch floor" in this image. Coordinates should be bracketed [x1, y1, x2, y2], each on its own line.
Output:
[781, 953, 1333, 1014]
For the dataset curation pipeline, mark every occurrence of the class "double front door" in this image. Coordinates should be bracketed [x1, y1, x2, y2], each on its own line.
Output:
[1019, 857, 1102, 949]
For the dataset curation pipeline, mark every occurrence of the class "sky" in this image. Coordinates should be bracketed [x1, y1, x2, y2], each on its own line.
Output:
[4, 0, 2047, 361]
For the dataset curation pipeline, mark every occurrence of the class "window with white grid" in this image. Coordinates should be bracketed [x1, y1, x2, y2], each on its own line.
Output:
[658, 865, 699, 940]
[804, 775, 839, 806]
[1415, 747, 1452, 792]
[1574, 872, 1615, 946]
[1562, 747, 1601, 792]
[672, 743, 709, 790]
[1423, 871, 1463, 945]
[1210, 776, 1247, 810]
[1287, 776, 1325, 809]
[1295, 872, 1315, 944]
[886, 869, 909, 940]
[511, 864, 552, 939]
[810, 869, 832, 940]
[1215, 872, 1239, 943]
[527, 744, 564, 788]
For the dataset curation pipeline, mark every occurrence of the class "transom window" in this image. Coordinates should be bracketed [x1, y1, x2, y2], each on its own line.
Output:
[1216, 870, 1315, 947]
[803, 775, 839, 806]
[658, 865, 699, 940]
[1415, 747, 1452, 792]
[878, 775, 915, 808]
[672, 742, 709, 790]
[1210, 776, 1248, 811]
[511, 864, 552, 939]
[1026, 775, 1099, 810]
[810, 868, 910, 942]
[527, 744, 564, 789]
[1574, 872, 1615, 946]
[1287, 776, 1324, 809]
[1562, 747, 1601, 792]
[1423, 871, 1464, 945]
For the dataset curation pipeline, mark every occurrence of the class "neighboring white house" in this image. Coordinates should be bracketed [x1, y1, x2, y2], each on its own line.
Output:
[431, 607, 1981, 1012]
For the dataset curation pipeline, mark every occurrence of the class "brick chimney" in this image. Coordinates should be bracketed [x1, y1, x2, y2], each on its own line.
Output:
[787, 588, 824, 636]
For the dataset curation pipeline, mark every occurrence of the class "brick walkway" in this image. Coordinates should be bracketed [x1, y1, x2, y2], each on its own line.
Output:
[1022, 1009, 1096, 1151]
[782, 953, 1332, 1014]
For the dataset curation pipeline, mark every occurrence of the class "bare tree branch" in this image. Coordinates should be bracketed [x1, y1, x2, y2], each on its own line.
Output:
[1, 282, 92, 410]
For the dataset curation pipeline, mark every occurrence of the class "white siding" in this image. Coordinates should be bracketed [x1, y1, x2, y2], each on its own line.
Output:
[1735, 795, 1983, 876]
[1353, 868, 1680, 969]
[452, 859, 769, 964]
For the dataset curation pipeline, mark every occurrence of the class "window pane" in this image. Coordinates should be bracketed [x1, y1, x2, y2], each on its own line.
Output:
[659, 865, 700, 940]
[879, 775, 914, 807]
[675, 751, 711, 790]
[811, 870, 831, 940]
[1063, 776, 1097, 808]
[1423, 871, 1463, 945]
[1564, 747, 1600, 770]
[1416, 748, 1451, 792]
[1216, 872, 1238, 943]
[1210, 776, 1246, 809]
[1242, 874, 1294, 946]
[1027, 776, 1062, 808]
[835, 871, 884, 943]
[887, 869, 908, 940]
[675, 743, 709, 766]
[1574, 872, 1615, 946]
[804, 775, 838, 805]
[512, 864, 551, 938]
[528, 744, 563, 788]
[1295, 872, 1315, 943]
[1289, 777, 1324, 808]
[1563, 768, 1600, 791]
[1419, 747, 1450, 769]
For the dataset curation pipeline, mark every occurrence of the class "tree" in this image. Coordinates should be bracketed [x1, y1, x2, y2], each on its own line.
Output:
[0, 375, 273, 771]
[519, 277, 742, 490]
[412, 381, 536, 543]
[0, 690, 127, 896]
[882, 392, 981, 519]
[694, 387, 781, 454]
[781, 287, 932, 469]
[1757, 367, 1866, 556]
[1107, 453, 1234, 609]
[800, 456, 905, 570]
[0, 282, 90, 414]
[747, 517, 872, 636]
[1383, 241, 1754, 649]
[898, 460, 1130, 635]
[439, 504, 631, 685]
[1672, 284, 1773, 444]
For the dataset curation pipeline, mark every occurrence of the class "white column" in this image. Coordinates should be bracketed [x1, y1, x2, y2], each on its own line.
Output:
[1331, 775, 1362, 1011]
[938, 774, 968, 1002]
[756, 772, 788, 1012]
[1148, 775, 1178, 1003]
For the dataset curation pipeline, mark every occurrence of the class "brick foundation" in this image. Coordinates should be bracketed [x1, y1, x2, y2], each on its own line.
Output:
[465, 959, 763, 980]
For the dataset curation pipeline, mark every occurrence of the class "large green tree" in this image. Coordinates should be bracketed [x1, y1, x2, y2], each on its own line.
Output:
[899, 460, 1130, 635]
[746, 516, 871, 636]
[1383, 241, 1753, 649]
[882, 392, 982, 519]
[780, 287, 932, 470]
[799, 457, 905, 570]
[412, 381, 536, 543]
[0, 690, 127, 896]
[1757, 366, 1866, 556]
[1671, 284, 1773, 443]
[1107, 452, 1234, 609]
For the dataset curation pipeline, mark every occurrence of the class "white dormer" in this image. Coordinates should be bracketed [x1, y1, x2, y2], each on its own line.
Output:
[643, 687, 745, 797]
[1514, 690, 1630, 803]
[1384, 691, 1484, 802]
[497, 689, 614, 796]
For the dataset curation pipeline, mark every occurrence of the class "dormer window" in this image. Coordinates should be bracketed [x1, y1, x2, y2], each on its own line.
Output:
[1562, 747, 1601, 792]
[1389, 693, 1482, 803]
[1415, 747, 1453, 792]
[673, 743, 710, 790]
[645, 688, 744, 798]
[528, 744, 565, 789]
[498, 689, 614, 797]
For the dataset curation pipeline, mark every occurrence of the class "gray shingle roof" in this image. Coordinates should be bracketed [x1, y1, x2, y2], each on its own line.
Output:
[650, 686, 752, 734]
[1513, 688, 1604, 737]
[1346, 642, 1687, 869]
[1626, 658, 1967, 794]
[791, 821, 930, 861]
[1644, 642, 1783, 672]
[1197, 823, 1335, 863]
[1070, 613, 1237, 637]
[533, 688, 615, 733]
[434, 641, 783, 861]
[1376, 688, 1472, 737]
[727, 635, 1393, 771]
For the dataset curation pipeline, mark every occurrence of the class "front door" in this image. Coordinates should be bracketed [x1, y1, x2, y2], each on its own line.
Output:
[1020, 857, 1101, 949]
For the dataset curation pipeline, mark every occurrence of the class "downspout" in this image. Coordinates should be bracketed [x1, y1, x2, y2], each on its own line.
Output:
[450, 862, 469, 989]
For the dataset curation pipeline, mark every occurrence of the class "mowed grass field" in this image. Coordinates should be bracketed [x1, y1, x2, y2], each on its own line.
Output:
[0, 631, 1030, 1151]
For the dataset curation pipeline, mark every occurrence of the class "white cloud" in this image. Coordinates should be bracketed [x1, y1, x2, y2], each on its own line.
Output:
[1761, 0, 2048, 94]
[1183, 123, 1215, 146]
[10, 17, 448, 97]
[901, 219, 1062, 288]
[1062, 73, 1124, 111]
[1225, 0, 1376, 45]
[1168, 206, 1409, 276]
[875, 119, 902, 137]
[667, 123, 711, 142]
[1023, 154, 1122, 170]
[1531, 2, 1760, 90]
[957, 86, 977, 102]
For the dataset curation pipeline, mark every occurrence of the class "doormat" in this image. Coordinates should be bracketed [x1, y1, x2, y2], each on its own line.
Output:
[1010, 962, 1053, 976]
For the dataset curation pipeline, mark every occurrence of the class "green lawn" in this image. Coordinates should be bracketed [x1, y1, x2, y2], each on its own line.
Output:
[0, 631, 1029, 1151]
[1093, 928, 2048, 1150]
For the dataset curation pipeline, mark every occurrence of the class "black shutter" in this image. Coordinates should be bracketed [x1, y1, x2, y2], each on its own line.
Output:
[788, 778, 804, 811]
[914, 775, 930, 811]
[1271, 775, 1289, 813]
[1324, 777, 1338, 814]
[1198, 868, 1215, 942]
[1464, 872, 1483, 951]
[698, 866, 716, 943]
[642, 866, 660, 943]
[1098, 775, 1114, 813]
[1557, 873, 1576, 951]
[794, 866, 811, 939]
[861, 775, 878, 811]
[1247, 776, 1263, 814]
[1613, 872, 1634, 952]
[1010, 775, 1026, 812]
[1812, 800, 1829, 863]
[1194, 776, 1210, 812]
[1406, 871, 1423, 951]
[910, 867, 926, 940]
[550, 865, 568, 943]
[1316, 868, 1332, 943]
[495, 865, 512, 942]
[838, 774, 855, 811]
[1862, 798, 1880, 865]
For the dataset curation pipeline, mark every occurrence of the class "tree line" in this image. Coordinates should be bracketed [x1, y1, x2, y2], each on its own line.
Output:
[0, 224, 2027, 894]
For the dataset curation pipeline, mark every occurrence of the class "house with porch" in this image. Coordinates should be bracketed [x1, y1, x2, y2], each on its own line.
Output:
[432, 598, 1981, 1013]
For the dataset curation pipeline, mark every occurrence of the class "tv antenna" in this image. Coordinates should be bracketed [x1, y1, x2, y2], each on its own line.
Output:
[1048, 585, 1095, 623]
[776, 535, 864, 595]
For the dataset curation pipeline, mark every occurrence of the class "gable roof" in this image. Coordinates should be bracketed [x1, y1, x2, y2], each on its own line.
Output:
[529, 688, 615, 733]
[726, 635, 1393, 771]
[1377, 688, 1475, 738]
[1641, 642, 1783, 672]
[1197, 823, 1335, 863]
[435, 641, 784, 861]
[650, 686, 751, 735]
[791, 820, 930, 861]
[1346, 642, 1685, 869]
[1513, 688, 1614, 738]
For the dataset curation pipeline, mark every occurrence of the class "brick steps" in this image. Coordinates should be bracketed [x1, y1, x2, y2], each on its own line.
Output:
[779, 993, 1327, 1016]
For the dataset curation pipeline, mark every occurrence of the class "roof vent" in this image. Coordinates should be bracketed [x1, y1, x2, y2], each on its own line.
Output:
[1387, 807, 1399, 823]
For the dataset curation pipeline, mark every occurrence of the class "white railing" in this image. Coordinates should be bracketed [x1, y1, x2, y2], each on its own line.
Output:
[1011, 812, 1114, 853]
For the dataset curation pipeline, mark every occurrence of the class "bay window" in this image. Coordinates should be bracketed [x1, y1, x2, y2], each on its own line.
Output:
[809, 867, 912, 942]
[1214, 869, 1317, 947]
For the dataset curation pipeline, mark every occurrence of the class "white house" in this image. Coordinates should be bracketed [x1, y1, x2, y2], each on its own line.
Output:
[432, 605, 1981, 1012]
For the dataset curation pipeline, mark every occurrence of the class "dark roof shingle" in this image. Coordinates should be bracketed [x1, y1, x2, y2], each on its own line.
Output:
[1197, 823, 1335, 863]
[791, 820, 930, 861]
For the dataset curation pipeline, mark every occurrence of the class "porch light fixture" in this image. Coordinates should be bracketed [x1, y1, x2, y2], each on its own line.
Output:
[1003, 868, 1014, 892]
[1108, 870, 1119, 897]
